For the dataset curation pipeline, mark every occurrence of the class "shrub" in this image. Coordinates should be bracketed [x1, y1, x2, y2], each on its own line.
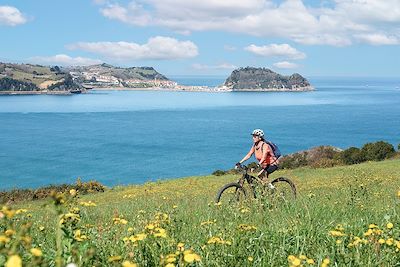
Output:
[340, 147, 366, 165]
[0, 179, 105, 204]
[361, 141, 395, 161]
[280, 152, 308, 169]
[212, 170, 227, 176]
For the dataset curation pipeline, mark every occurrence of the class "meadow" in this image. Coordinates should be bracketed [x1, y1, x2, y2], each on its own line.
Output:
[1, 159, 400, 266]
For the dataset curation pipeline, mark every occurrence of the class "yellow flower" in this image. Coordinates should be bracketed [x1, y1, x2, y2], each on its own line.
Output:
[292, 258, 301, 266]
[145, 223, 155, 230]
[306, 259, 315, 264]
[329, 230, 346, 237]
[387, 223, 394, 229]
[184, 253, 195, 263]
[122, 260, 137, 267]
[154, 228, 167, 238]
[369, 224, 378, 229]
[173, 205, 178, 209]
[378, 238, 385, 244]
[287, 255, 296, 261]
[248, 256, 254, 262]
[0, 235, 11, 243]
[108, 256, 122, 262]
[165, 264, 175, 267]
[30, 248, 43, 257]
[183, 252, 200, 263]
[397, 190, 400, 197]
[39, 226, 45, 231]
[5, 229, 15, 236]
[69, 189, 77, 197]
[177, 242, 185, 251]
[5, 255, 22, 267]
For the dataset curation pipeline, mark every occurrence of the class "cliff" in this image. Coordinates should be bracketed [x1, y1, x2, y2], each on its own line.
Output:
[224, 67, 313, 91]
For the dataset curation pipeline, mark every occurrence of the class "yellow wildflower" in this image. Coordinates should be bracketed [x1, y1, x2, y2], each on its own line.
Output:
[5, 229, 15, 236]
[165, 264, 175, 267]
[307, 259, 315, 264]
[292, 258, 301, 266]
[69, 189, 77, 197]
[122, 260, 137, 267]
[177, 242, 185, 251]
[5, 255, 22, 267]
[387, 223, 394, 229]
[154, 228, 167, 238]
[0, 235, 10, 243]
[145, 223, 155, 230]
[108, 256, 122, 262]
[248, 256, 254, 262]
[30, 248, 43, 257]
[39, 226, 45, 231]
[378, 238, 385, 244]
[329, 230, 346, 237]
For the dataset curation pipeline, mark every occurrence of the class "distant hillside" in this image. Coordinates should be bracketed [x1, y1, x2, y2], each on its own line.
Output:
[0, 62, 175, 92]
[224, 67, 313, 91]
[0, 63, 79, 91]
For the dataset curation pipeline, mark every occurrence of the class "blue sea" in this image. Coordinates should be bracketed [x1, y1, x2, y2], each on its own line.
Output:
[1, 76, 399, 190]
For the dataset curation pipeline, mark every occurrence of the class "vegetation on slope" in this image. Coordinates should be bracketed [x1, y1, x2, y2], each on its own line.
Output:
[1, 159, 400, 266]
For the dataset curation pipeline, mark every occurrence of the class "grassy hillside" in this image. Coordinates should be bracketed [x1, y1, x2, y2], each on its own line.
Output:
[2, 159, 400, 266]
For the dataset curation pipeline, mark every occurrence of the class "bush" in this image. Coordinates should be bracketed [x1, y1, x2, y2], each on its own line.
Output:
[341, 147, 366, 165]
[280, 152, 308, 169]
[0, 179, 105, 204]
[212, 170, 227, 176]
[398, 143, 400, 151]
[361, 141, 395, 161]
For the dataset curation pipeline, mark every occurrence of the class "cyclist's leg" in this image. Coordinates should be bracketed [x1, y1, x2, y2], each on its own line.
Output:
[261, 165, 279, 184]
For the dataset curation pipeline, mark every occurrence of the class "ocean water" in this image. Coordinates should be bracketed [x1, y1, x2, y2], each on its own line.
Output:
[0, 77, 399, 190]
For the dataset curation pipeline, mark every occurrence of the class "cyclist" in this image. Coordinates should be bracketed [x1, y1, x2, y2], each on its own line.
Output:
[237, 129, 279, 187]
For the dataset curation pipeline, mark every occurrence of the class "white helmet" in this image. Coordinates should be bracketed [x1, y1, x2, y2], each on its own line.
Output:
[251, 129, 264, 137]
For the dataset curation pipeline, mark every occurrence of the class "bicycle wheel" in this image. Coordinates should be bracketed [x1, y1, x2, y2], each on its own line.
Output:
[215, 183, 247, 205]
[270, 177, 297, 203]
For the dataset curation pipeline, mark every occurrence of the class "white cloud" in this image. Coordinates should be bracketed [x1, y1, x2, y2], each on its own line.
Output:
[67, 36, 198, 60]
[192, 63, 237, 70]
[29, 54, 102, 66]
[0, 6, 27, 26]
[355, 33, 400, 45]
[273, 61, 299, 69]
[245, 44, 306, 59]
[97, 0, 400, 46]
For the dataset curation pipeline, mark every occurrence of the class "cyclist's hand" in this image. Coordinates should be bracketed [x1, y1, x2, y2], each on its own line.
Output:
[235, 162, 241, 169]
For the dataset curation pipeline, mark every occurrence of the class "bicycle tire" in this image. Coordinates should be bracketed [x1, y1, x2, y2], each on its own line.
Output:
[271, 177, 297, 200]
[215, 182, 247, 204]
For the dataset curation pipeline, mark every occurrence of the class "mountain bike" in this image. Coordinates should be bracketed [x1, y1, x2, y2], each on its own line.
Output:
[215, 163, 297, 205]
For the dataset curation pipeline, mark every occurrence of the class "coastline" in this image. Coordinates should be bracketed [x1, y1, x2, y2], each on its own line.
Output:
[0, 85, 314, 95]
[92, 85, 314, 93]
[0, 90, 74, 95]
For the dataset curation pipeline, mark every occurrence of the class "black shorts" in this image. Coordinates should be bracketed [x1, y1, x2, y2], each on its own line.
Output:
[264, 164, 278, 175]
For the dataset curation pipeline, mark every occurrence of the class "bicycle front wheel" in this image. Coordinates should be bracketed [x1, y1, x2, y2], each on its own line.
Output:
[215, 183, 247, 205]
[270, 177, 297, 203]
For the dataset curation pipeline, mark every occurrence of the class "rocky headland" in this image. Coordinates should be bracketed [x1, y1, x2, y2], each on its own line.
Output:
[221, 67, 313, 91]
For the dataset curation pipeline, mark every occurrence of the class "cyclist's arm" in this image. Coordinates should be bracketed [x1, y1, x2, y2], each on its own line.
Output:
[259, 143, 269, 165]
[239, 146, 254, 164]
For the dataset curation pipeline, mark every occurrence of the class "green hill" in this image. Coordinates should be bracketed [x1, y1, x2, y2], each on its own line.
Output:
[2, 159, 400, 266]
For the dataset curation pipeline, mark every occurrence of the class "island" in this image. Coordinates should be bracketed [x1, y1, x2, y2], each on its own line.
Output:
[0, 63, 313, 94]
[218, 67, 313, 91]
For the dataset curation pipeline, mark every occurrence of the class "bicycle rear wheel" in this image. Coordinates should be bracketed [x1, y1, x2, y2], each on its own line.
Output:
[215, 183, 247, 205]
[270, 177, 297, 203]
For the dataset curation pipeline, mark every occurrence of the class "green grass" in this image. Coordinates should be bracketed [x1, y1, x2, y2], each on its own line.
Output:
[2, 159, 400, 266]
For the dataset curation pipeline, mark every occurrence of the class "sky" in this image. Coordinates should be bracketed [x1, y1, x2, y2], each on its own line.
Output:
[1, 0, 400, 77]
